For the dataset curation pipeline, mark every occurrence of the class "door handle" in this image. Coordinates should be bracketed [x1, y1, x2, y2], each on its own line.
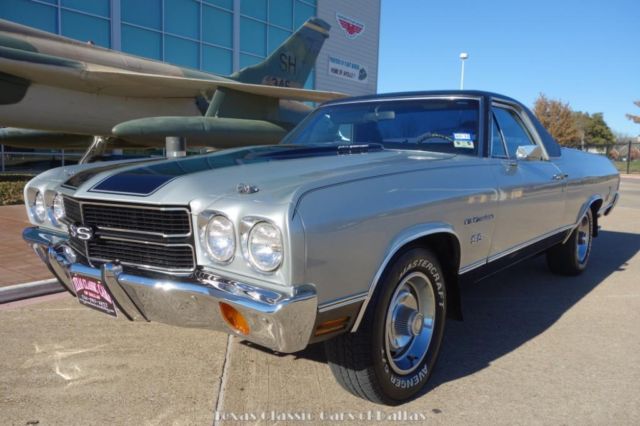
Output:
[504, 160, 518, 170]
[552, 173, 568, 181]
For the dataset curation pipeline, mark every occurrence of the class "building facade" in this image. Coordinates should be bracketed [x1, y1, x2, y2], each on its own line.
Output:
[0, 0, 379, 95]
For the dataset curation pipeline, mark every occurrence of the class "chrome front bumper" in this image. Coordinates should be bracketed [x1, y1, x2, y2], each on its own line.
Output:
[23, 227, 317, 353]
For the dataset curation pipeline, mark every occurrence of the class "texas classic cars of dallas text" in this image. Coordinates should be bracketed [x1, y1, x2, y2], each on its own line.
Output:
[23, 90, 619, 405]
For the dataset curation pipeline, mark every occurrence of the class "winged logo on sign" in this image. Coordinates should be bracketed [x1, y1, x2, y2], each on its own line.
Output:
[336, 13, 365, 39]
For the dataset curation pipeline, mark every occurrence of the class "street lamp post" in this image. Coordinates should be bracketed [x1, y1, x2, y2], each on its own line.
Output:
[459, 52, 469, 90]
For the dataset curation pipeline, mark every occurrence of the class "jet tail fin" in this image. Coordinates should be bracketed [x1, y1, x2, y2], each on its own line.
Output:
[230, 17, 330, 89]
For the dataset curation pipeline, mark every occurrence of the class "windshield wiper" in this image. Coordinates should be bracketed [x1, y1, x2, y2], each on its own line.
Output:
[336, 143, 384, 154]
[248, 143, 384, 160]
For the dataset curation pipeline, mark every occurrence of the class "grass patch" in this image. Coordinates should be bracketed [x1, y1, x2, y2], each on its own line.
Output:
[613, 161, 640, 174]
[0, 175, 32, 205]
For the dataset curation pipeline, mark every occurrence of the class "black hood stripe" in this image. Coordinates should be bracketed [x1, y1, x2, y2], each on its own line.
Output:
[63, 158, 158, 189]
[87, 144, 383, 196]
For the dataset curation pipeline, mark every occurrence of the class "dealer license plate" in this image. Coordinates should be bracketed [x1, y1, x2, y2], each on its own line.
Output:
[71, 274, 118, 317]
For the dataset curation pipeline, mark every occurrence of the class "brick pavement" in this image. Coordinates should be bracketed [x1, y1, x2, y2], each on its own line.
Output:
[0, 205, 52, 287]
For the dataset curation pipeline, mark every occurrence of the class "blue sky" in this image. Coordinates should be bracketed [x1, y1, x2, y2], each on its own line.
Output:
[377, 0, 640, 136]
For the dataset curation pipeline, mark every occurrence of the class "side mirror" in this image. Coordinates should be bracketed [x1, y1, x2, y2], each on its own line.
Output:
[515, 144, 543, 161]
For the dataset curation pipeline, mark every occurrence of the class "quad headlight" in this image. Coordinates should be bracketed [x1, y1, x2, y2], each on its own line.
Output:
[52, 193, 65, 221]
[247, 221, 283, 272]
[199, 212, 284, 273]
[204, 215, 236, 263]
[32, 191, 47, 222]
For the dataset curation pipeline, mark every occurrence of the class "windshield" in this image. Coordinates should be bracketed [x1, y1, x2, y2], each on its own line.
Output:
[282, 98, 481, 156]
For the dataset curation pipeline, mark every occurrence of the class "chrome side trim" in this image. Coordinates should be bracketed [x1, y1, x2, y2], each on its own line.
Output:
[456, 222, 588, 277]
[489, 224, 574, 263]
[458, 258, 486, 275]
[351, 225, 460, 332]
[318, 292, 368, 313]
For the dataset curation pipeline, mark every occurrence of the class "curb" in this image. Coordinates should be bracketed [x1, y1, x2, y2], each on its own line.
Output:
[0, 278, 65, 304]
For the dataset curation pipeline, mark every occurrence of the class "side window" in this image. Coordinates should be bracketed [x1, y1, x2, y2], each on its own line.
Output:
[493, 107, 535, 158]
[491, 114, 507, 158]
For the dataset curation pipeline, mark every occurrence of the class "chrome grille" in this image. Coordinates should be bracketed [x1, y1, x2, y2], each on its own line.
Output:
[63, 197, 195, 273]
[83, 204, 191, 235]
[88, 239, 195, 271]
[63, 197, 82, 223]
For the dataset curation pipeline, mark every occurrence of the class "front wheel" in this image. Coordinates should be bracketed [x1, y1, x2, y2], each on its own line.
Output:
[324, 248, 447, 405]
[546, 209, 593, 276]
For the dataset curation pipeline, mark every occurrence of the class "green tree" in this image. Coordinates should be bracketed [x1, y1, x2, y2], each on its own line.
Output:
[574, 112, 615, 146]
[583, 112, 615, 145]
[533, 94, 580, 146]
[627, 100, 640, 124]
[574, 111, 591, 147]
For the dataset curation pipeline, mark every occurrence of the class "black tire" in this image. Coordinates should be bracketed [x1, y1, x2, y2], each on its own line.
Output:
[324, 248, 447, 405]
[546, 209, 593, 276]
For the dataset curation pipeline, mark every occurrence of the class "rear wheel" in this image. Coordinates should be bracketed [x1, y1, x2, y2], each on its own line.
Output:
[546, 209, 593, 276]
[324, 248, 446, 405]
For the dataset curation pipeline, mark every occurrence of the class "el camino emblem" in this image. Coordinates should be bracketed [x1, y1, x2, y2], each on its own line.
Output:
[464, 213, 495, 225]
[69, 224, 94, 241]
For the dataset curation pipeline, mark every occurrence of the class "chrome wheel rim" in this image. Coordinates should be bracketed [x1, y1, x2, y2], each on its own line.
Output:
[385, 272, 436, 375]
[576, 215, 591, 264]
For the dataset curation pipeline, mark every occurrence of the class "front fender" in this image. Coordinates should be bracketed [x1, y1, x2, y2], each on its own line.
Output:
[350, 222, 460, 331]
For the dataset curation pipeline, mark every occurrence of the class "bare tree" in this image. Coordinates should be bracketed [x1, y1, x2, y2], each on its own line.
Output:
[626, 100, 640, 124]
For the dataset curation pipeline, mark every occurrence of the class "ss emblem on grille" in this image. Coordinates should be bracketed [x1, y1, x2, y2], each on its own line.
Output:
[69, 224, 94, 241]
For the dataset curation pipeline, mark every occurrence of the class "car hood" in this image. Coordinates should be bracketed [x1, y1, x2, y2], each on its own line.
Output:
[53, 145, 456, 211]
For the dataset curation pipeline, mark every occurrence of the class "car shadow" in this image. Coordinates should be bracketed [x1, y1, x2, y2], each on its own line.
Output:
[424, 229, 639, 393]
[249, 230, 639, 392]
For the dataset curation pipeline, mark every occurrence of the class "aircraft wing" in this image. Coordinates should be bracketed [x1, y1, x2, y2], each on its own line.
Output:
[0, 46, 345, 102]
[0, 128, 145, 149]
[93, 68, 346, 102]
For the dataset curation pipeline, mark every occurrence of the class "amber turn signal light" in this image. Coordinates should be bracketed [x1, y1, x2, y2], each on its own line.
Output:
[219, 302, 250, 335]
[314, 317, 349, 336]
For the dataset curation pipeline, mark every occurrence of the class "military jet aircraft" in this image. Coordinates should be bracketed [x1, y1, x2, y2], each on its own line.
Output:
[0, 17, 343, 153]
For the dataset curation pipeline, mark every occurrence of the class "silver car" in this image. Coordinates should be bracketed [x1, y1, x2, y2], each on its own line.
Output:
[23, 91, 619, 404]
